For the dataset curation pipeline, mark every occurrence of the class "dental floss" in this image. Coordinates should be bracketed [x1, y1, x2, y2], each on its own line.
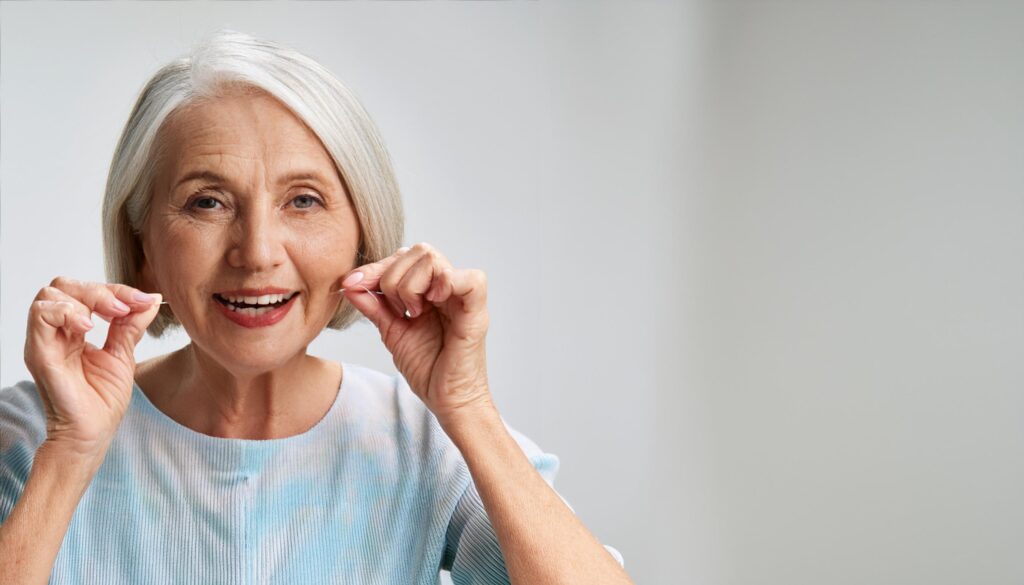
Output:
[159, 286, 404, 316]
[332, 287, 385, 298]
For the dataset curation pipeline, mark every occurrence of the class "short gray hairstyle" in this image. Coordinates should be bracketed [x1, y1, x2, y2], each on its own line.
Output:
[101, 29, 405, 337]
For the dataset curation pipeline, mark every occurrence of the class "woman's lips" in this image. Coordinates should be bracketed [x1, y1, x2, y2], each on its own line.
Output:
[213, 292, 299, 328]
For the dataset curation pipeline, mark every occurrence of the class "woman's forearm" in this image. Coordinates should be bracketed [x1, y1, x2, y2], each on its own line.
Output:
[0, 442, 103, 585]
[439, 398, 634, 585]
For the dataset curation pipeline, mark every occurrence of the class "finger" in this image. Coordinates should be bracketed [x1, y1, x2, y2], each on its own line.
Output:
[35, 287, 96, 328]
[394, 254, 433, 318]
[342, 245, 414, 317]
[25, 300, 91, 377]
[102, 293, 162, 363]
[341, 245, 408, 297]
[379, 246, 424, 317]
[382, 243, 454, 319]
[428, 269, 453, 306]
[396, 252, 452, 319]
[47, 277, 154, 320]
[435, 268, 488, 314]
[30, 300, 93, 343]
[343, 282, 401, 335]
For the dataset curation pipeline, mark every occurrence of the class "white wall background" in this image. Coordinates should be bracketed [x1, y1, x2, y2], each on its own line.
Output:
[2, 2, 1022, 584]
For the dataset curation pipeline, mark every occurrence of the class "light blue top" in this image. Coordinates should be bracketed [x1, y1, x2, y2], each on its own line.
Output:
[0, 362, 623, 584]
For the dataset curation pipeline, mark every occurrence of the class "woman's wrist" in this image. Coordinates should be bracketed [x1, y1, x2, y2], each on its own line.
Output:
[436, 395, 503, 449]
[36, 438, 109, 480]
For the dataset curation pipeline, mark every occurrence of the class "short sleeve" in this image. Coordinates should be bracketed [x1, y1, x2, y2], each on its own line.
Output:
[441, 418, 625, 584]
[0, 381, 48, 525]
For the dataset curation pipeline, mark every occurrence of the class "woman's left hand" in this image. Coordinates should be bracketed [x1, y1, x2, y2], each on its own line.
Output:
[340, 243, 494, 426]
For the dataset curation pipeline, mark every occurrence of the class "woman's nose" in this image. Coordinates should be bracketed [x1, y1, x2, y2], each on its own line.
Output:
[226, 207, 287, 271]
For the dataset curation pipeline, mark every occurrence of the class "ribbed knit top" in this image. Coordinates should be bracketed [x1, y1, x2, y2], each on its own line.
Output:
[0, 362, 623, 584]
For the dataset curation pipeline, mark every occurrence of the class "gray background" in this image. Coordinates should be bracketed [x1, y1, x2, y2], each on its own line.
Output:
[1, 2, 1021, 584]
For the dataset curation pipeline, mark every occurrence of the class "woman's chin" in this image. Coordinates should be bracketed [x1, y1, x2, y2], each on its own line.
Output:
[204, 339, 306, 376]
[226, 356, 301, 378]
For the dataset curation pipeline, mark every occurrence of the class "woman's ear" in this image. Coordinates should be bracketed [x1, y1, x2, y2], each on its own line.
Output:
[136, 236, 161, 294]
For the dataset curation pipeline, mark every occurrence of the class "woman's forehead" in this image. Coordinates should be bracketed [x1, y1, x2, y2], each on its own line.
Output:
[168, 93, 322, 151]
[159, 92, 336, 178]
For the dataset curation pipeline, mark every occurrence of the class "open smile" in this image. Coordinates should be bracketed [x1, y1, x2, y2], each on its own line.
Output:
[212, 290, 300, 328]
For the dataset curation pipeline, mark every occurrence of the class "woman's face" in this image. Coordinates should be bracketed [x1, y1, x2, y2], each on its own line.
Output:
[140, 89, 360, 376]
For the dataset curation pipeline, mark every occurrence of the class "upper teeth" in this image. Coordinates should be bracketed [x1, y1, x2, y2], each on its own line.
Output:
[221, 292, 295, 305]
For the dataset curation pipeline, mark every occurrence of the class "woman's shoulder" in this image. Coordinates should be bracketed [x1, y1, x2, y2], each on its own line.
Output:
[340, 361, 397, 391]
[339, 362, 557, 471]
[0, 381, 47, 460]
[340, 362, 435, 431]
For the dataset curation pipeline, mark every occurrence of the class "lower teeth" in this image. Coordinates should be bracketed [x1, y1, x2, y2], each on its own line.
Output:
[218, 294, 294, 316]
[227, 303, 283, 315]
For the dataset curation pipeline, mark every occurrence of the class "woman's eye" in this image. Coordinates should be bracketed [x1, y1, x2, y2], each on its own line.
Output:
[189, 195, 222, 210]
[292, 194, 323, 209]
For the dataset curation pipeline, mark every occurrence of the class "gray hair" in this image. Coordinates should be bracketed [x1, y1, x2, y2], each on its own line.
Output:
[101, 29, 404, 337]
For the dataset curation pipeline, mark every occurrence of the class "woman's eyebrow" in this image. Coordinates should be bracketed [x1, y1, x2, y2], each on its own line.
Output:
[172, 170, 331, 190]
[173, 170, 228, 191]
[276, 170, 331, 186]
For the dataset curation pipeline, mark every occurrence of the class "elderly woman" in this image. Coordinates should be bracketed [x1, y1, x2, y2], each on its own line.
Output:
[0, 31, 630, 585]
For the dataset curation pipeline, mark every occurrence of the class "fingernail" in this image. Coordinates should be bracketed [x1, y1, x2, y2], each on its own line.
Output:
[398, 246, 410, 253]
[112, 299, 131, 313]
[342, 272, 364, 287]
[79, 316, 94, 330]
[133, 291, 153, 303]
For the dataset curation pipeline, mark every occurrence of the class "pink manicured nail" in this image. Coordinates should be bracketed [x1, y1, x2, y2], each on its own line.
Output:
[112, 299, 131, 313]
[342, 272, 364, 287]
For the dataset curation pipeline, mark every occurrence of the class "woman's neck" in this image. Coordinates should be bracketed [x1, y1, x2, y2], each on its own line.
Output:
[135, 344, 342, 440]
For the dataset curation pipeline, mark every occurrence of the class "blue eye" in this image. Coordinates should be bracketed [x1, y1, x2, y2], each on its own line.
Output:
[292, 194, 323, 209]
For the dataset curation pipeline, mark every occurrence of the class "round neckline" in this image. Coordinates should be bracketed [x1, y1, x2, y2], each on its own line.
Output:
[131, 361, 348, 450]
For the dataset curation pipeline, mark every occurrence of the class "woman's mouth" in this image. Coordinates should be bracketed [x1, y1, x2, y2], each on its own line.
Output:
[213, 291, 300, 328]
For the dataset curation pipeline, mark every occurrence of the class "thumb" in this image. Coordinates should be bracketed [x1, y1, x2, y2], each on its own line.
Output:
[344, 287, 400, 334]
[102, 293, 162, 363]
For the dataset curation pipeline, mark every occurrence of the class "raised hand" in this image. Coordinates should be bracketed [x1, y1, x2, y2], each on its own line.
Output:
[23, 277, 162, 458]
[340, 243, 494, 426]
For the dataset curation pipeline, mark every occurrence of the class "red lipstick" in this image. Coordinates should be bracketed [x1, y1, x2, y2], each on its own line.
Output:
[213, 291, 299, 329]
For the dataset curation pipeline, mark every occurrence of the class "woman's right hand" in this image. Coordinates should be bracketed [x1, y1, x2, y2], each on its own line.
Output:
[23, 277, 162, 459]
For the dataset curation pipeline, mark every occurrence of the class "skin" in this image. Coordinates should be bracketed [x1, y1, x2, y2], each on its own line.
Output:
[5, 86, 633, 584]
[135, 88, 361, 439]
[134, 87, 497, 438]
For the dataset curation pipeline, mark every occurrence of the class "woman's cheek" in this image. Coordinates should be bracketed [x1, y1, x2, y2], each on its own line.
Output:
[161, 228, 220, 311]
[289, 226, 354, 320]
